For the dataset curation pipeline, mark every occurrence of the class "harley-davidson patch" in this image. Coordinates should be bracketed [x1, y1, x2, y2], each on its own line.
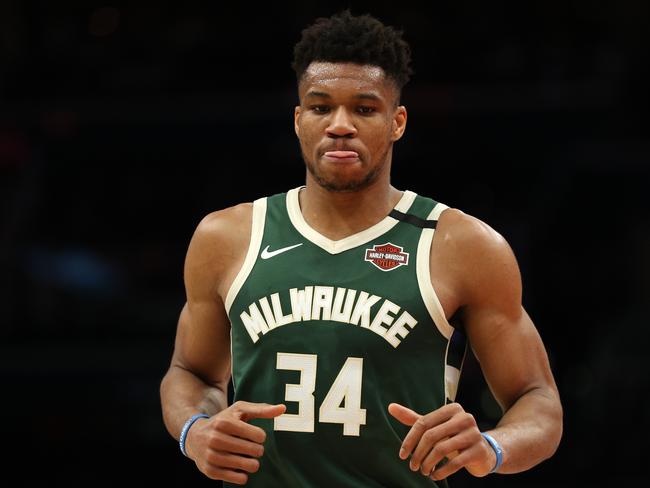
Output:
[364, 243, 409, 271]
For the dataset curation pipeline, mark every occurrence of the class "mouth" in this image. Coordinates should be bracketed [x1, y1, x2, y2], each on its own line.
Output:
[322, 150, 360, 163]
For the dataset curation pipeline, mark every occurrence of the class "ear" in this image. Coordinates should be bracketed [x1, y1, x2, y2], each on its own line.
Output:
[294, 105, 301, 138]
[391, 105, 407, 142]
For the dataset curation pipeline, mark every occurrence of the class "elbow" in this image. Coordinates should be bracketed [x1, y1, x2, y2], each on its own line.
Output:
[544, 394, 564, 461]
[159, 366, 176, 414]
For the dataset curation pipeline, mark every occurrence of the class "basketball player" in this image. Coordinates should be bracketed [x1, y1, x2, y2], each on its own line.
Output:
[160, 10, 562, 487]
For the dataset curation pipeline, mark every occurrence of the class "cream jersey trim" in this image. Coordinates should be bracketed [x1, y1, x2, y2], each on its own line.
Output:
[225, 197, 267, 315]
[286, 186, 417, 255]
[415, 203, 453, 340]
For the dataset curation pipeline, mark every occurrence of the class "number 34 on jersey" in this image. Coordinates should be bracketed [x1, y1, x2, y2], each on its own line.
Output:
[274, 352, 367, 437]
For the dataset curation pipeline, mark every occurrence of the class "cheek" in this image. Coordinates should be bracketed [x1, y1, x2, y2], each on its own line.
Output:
[299, 123, 320, 149]
[368, 126, 392, 150]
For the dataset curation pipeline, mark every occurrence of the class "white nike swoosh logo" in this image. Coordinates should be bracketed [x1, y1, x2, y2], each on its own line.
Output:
[260, 243, 303, 259]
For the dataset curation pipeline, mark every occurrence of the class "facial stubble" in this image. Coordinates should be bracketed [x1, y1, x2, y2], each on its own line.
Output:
[301, 145, 392, 193]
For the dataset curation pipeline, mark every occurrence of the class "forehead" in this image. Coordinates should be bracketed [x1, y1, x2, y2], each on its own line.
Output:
[299, 62, 394, 99]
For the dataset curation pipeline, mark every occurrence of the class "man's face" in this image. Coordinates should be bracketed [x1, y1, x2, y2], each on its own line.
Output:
[294, 62, 407, 192]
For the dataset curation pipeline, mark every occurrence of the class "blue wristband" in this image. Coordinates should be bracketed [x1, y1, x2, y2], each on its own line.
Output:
[179, 413, 210, 457]
[481, 432, 503, 474]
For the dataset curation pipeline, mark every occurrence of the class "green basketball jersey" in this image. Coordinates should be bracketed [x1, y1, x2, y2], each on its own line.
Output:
[224, 187, 467, 487]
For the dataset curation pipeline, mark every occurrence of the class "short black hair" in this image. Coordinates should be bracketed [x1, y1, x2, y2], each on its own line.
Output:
[292, 10, 413, 92]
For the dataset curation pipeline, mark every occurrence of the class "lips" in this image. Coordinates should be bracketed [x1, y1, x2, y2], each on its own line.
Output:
[323, 151, 359, 159]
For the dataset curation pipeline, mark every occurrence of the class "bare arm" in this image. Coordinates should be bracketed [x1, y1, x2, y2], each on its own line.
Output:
[160, 211, 236, 438]
[160, 303, 231, 440]
[457, 214, 562, 473]
[389, 210, 562, 480]
[160, 206, 286, 484]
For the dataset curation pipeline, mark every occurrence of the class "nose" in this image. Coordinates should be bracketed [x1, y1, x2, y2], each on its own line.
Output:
[326, 106, 357, 138]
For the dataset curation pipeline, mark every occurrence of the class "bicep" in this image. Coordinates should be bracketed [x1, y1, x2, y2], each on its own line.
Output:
[458, 220, 557, 411]
[464, 305, 556, 412]
[170, 216, 233, 388]
[172, 299, 231, 388]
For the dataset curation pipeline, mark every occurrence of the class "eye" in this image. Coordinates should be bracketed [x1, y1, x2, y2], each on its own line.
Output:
[357, 106, 376, 115]
[310, 105, 330, 114]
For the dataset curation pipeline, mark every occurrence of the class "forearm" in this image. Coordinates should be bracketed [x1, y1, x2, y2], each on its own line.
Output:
[487, 387, 562, 474]
[160, 365, 228, 440]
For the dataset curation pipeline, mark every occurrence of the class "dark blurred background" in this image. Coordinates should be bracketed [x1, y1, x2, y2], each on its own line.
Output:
[1, 1, 648, 486]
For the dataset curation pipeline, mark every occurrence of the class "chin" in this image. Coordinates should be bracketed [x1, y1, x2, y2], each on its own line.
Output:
[303, 149, 386, 192]
[309, 166, 380, 193]
[318, 179, 369, 192]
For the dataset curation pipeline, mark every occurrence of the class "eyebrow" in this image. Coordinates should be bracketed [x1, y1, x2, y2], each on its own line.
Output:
[305, 90, 383, 102]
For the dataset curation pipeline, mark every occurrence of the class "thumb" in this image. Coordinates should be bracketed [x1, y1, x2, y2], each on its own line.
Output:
[235, 401, 287, 421]
[387, 402, 421, 427]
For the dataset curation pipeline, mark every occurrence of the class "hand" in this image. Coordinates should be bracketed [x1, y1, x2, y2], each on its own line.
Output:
[185, 401, 286, 485]
[388, 402, 496, 481]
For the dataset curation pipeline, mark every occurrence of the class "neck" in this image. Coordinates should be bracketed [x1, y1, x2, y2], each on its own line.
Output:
[299, 177, 403, 241]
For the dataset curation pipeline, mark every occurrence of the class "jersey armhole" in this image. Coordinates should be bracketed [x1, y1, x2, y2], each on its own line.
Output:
[416, 202, 453, 340]
[416, 202, 468, 404]
[224, 197, 267, 315]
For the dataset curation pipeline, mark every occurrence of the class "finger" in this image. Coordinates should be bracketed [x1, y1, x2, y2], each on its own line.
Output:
[216, 417, 268, 443]
[232, 401, 287, 421]
[387, 403, 420, 427]
[409, 421, 461, 471]
[388, 403, 422, 460]
[206, 450, 260, 474]
[399, 403, 463, 461]
[209, 431, 265, 458]
[419, 431, 474, 476]
[430, 443, 482, 481]
[201, 464, 248, 485]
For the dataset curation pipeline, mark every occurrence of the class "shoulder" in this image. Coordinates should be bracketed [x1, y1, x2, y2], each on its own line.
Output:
[435, 208, 511, 259]
[184, 202, 254, 296]
[193, 202, 253, 243]
[434, 207, 522, 307]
